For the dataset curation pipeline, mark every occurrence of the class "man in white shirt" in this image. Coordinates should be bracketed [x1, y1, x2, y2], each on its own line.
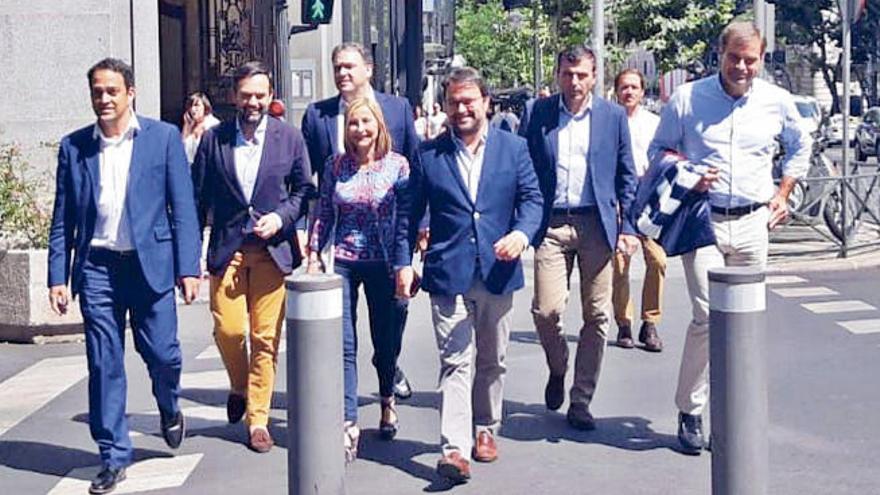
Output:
[611, 68, 666, 353]
[648, 21, 810, 455]
[48, 58, 201, 494]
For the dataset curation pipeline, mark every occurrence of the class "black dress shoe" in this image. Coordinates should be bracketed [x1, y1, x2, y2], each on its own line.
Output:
[544, 373, 565, 411]
[89, 466, 126, 494]
[677, 412, 705, 455]
[616, 324, 635, 348]
[392, 367, 412, 400]
[227, 393, 246, 424]
[566, 404, 596, 431]
[161, 411, 185, 449]
[638, 322, 663, 353]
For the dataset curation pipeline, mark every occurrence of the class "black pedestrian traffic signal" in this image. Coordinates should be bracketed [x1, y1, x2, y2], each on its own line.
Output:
[301, 0, 334, 24]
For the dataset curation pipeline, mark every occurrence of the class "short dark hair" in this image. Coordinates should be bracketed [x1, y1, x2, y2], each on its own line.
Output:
[88, 58, 135, 89]
[332, 42, 374, 66]
[233, 60, 273, 90]
[185, 92, 213, 115]
[555, 44, 597, 74]
[442, 67, 489, 97]
[614, 68, 647, 92]
[719, 21, 767, 55]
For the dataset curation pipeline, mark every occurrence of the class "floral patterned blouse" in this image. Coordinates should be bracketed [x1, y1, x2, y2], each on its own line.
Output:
[309, 151, 410, 262]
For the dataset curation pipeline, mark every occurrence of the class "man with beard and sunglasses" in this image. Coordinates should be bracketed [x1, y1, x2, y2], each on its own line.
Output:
[192, 60, 313, 453]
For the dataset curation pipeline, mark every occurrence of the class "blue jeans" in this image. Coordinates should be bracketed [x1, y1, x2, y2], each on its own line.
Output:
[335, 259, 407, 423]
[79, 249, 182, 468]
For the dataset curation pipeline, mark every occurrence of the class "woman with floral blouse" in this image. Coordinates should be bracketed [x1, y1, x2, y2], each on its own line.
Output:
[307, 97, 410, 462]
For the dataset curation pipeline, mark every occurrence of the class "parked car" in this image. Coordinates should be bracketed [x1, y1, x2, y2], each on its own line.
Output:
[827, 113, 859, 145]
[792, 96, 822, 136]
[854, 107, 880, 162]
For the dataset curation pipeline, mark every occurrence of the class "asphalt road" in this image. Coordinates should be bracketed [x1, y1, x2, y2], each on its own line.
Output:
[1, 260, 879, 494]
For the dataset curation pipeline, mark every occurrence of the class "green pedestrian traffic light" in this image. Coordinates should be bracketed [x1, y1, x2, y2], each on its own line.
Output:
[301, 0, 334, 25]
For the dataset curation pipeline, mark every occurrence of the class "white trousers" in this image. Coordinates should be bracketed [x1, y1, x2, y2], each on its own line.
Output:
[675, 207, 770, 415]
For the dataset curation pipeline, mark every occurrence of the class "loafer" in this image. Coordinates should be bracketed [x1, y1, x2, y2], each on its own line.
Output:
[392, 367, 413, 400]
[472, 430, 498, 463]
[161, 411, 185, 449]
[566, 404, 596, 431]
[616, 324, 635, 348]
[436, 451, 471, 484]
[89, 466, 126, 494]
[227, 393, 246, 424]
[544, 373, 565, 411]
[638, 322, 663, 353]
[677, 412, 705, 455]
[249, 427, 274, 453]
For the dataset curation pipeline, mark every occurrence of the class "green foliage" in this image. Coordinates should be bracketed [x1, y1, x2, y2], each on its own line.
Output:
[615, 0, 737, 73]
[0, 144, 51, 249]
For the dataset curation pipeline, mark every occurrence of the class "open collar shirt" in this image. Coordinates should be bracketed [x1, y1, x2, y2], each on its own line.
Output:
[555, 95, 596, 208]
[234, 115, 268, 203]
[90, 112, 141, 251]
[649, 75, 811, 208]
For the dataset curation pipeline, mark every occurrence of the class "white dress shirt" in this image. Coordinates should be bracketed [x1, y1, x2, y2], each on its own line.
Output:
[627, 106, 661, 177]
[555, 96, 596, 208]
[234, 116, 268, 202]
[650, 75, 811, 208]
[90, 113, 140, 251]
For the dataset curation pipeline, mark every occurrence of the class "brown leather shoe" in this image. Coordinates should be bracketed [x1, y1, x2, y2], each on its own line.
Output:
[638, 322, 663, 353]
[616, 324, 634, 348]
[249, 427, 274, 453]
[472, 430, 498, 463]
[436, 451, 471, 483]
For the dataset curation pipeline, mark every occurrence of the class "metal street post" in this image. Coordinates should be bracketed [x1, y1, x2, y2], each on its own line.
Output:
[709, 267, 768, 495]
[286, 273, 345, 495]
[842, 0, 852, 257]
[591, 0, 604, 96]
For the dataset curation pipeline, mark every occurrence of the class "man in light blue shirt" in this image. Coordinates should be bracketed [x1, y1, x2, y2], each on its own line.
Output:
[648, 21, 810, 455]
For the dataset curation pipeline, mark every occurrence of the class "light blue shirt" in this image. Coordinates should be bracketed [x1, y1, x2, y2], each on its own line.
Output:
[649, 75, 811, 208]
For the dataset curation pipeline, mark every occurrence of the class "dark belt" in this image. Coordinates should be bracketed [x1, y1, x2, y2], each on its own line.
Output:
[551, 205, 598, 216]
[90, 247, 137, 260]
[710, 202, 767, 217]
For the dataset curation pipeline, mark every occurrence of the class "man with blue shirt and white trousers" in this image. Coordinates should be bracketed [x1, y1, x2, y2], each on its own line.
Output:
[648, 21, 810, 454]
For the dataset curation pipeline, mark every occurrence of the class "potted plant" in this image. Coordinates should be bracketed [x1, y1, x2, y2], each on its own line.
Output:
[0, 142, 83, 342]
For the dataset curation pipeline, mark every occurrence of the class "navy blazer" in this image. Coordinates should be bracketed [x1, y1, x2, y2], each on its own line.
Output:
[301, 91, 419, 181]
[192, 116, 314, 275]
[518, 94, 638, 250]
[394, 127, 544, 296]
[47, 117, 201, 295]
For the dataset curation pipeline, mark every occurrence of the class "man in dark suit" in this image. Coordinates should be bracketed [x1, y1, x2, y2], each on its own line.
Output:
[519, 44, 640, 431]
[301, 41, 418, 399]
[192, 61, 313, 453]
[48, 58, 201, 494]
[395, 67, 543, 483]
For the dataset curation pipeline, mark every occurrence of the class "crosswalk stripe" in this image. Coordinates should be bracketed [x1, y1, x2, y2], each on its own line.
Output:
[802, 300, 877, 314]
[46, 453, 203, 495]
[771, 286, 839, 297]
[0, 355, 87, 437]
[837, 319, 880, 335]
[195, 340, 287, 361]
[766, 275, 807, 285]
[180, 370, 230, 390]
[128, 405, 228, 438]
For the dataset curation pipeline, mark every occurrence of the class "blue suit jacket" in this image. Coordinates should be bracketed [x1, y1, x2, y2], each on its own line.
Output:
[394, 127, 544, 296]
[518, 94, 638, 250]
[47, 117, 201, 295]
[192, 116, 314, 276]
[301, 92, 419, 181]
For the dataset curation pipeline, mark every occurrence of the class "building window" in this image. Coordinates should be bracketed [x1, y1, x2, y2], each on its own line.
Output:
[291, 69, 314, 99]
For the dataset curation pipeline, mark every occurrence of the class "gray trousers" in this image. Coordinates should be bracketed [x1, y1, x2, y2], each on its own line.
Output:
[430, 278, 513, 457]
[531, 210, 614, 409]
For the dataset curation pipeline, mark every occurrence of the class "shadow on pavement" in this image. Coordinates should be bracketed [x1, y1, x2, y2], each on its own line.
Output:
[509, 330, 578, 345]
[0, 440, 170, 478]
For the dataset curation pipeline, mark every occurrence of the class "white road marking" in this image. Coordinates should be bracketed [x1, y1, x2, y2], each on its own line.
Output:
[765, 275, 807, 285]
[195, 339, 286, 361]
[771, 286, 839, 297]
[802, 300, 877, 314]
[46, 453, 203, 495]
[180, 370, 230, 390]
[0, 356, 87, 437]
[128, 405, 228, 437]
[837, 319, 880, 335]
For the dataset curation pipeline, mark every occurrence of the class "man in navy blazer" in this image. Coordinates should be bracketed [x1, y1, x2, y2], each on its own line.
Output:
[395, 67, 543, 483]
[301, 41, 419, 400]
[192, 61, 313, 454]
[48, 58, 200, 494]
[518, 44, 639, 431]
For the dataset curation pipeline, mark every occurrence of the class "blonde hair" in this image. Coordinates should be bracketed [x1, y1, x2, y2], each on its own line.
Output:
[343, 97, 393, 159]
